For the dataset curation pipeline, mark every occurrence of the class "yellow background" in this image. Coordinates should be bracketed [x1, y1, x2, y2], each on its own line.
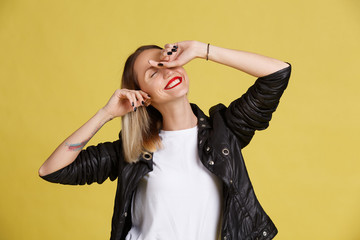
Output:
[1, 0, 359, 239]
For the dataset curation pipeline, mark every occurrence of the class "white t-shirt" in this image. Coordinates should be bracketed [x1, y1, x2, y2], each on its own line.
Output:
[125, 126, 223, 240]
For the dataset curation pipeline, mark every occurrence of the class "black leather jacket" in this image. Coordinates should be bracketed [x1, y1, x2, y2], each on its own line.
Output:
[41, 64, 291, 240]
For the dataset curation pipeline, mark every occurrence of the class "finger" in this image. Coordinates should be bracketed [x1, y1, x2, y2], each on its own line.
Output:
[161, 47, 178, 59]
[164, 48, 176, 57]
[164, 45, 177, 52]
[134, 91, 145, 106]
[164, 43, 178, 49]
[149, 59, 165, 68]
[144, 98, 151, 107]
[125, 91, 137, 110]
[160, 50, 170, 61]
[135, 90, 151, 107]
[130, 91, 142, 107]
[166, 49, 179, 62]
[119, 91, 133, 109]
[138, 90, 151, 99]
[117, 89, 131, 102]
[153, 60, 182, 68]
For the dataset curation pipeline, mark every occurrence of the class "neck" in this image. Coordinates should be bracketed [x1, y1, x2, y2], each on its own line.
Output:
[154, 97, 197, 131]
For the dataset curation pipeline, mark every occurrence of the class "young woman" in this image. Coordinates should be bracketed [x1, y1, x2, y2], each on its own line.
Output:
[39, 40, 291, 240]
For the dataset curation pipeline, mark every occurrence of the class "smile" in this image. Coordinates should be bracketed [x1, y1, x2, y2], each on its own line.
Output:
[164, 77, 182, 90]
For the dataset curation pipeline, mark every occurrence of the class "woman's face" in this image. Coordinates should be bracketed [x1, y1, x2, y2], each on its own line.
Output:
[134, 48, 189, 106]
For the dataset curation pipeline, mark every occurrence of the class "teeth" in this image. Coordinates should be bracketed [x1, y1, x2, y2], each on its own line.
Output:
[167, 79, 180, 88]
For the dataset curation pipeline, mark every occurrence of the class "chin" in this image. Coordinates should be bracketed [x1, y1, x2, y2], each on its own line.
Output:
[155, 92, 189, 106]
[172, 87, 189, 99]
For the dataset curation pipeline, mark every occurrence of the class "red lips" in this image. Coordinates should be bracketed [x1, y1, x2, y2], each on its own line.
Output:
[164, 76, 182, 90]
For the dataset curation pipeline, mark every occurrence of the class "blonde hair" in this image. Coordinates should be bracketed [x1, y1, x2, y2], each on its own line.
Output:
[121, 45, 163, 163]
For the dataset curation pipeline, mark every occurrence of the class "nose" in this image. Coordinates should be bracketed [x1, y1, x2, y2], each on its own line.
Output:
[162, 67, 175, 79]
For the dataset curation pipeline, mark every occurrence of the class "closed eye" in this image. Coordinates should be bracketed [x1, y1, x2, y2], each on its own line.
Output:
[150, 71, 157, 78]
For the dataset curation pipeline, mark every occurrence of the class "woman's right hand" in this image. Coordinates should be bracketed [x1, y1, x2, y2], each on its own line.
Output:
[102, 89, 151, 119]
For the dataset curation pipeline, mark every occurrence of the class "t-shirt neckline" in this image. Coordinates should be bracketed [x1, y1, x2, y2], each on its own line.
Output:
[159, 125, 198, 135]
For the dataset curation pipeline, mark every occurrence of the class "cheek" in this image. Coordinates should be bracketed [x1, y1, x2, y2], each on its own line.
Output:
[139, 79, 158, 96]
[138, 77, 150, 91]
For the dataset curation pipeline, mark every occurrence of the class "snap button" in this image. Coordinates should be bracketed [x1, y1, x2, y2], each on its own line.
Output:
[199, 117, 204, 121]
[206, 146, 210, 152]
[142, 152, 152, 160]
[263, 230, 268, 237]
[224, 236, 227, 240]
[229, 179, 233, 184]
[208, 160, 214, 165]
[124, 211, 128, 217]
[199, 140, 203, 144]
[201, 124, 206, 127]
[222, 148, 229, 155]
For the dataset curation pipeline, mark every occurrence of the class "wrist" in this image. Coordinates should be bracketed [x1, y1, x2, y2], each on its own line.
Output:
[193, 41, 208, 59]
[97, 108, 114, 123]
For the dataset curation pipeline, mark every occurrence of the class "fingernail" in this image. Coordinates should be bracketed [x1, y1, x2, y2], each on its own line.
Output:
[134, 107, 137, 112]
[142, 101, 145, 105]
[167, 52, 172, 55]
[171, 48, 177, 52]
[158, 63, 163, 67]
[132, 102, 134, 107]
[173, 45, 178, 49]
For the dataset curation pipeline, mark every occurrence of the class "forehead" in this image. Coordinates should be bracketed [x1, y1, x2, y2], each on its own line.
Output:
[134, 48, 162, 78]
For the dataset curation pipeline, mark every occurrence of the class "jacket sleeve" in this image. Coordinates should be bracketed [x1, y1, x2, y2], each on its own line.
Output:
[225, 63, 292, 148]
[39, 139, 122, 185]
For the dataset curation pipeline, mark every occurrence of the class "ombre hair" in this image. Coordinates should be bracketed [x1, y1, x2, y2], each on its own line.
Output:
[121, 45, 163, 163]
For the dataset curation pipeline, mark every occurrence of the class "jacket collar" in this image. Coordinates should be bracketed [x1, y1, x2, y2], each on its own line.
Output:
[190, 103, 211, 130]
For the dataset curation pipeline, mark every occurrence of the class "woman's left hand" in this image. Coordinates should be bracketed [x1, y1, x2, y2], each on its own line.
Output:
[149, 40, 207, 68]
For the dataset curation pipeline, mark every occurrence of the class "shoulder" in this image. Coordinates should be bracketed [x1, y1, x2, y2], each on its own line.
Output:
[209, 103, 227, 118]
